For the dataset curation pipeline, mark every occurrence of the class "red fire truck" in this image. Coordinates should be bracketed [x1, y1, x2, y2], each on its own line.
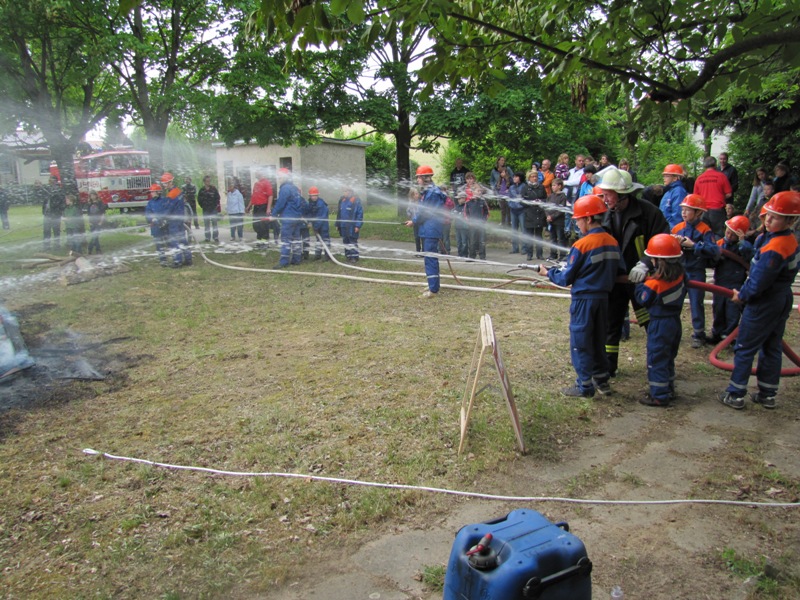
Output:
[50, 150, 152, 209]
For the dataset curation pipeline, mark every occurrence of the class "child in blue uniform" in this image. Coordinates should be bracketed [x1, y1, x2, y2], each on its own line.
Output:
[709, 215, 754, 344]
[719, 191, 800, 410]
[671, 194, 719, 348]
[406, 166, 447, 298]
[335, 186, 364, 263]
[538, 195, 623, 398]
[635, 234, 687, 407]
[305, 186, 330, 260]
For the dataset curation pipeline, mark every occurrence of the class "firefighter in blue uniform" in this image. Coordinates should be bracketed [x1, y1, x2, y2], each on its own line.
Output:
[719, 191, 800, 410]
[305, 186, 331, 260]
[634, 234, 687, 407]
[272, 168, 307, 268]
[406, 165, 447, 298]
[538, 195, 623, 398]
[145, 183, 169, 266]
[335, 186, 364, 262]
[161, 172, 192, 267]
[671, 193, 720, 348]
[709, 215, 754, 344]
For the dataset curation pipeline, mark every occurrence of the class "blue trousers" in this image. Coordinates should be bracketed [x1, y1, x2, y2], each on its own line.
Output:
[711, 294, 742, 340]
[570, 297, 610, 393]
[510, 210, 524, 253]
[455, 221, 469, 257]
[686, 269, 706, 338]
[279, 219, 303, 265]
[341, 228, 359, 260]
[312, 224, 331, 258]
[647, 315, 682, 399]
[422, 237, 440, 293]
[726, 292, 793, 398]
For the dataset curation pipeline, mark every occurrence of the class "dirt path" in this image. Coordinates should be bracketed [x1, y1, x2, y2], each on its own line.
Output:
[269, 381, 800, 600]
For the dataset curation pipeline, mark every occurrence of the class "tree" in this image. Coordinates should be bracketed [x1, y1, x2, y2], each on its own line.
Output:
[253, 0, 800, 133]
[110, 0, 245, 176]
[0, 0, 123, 193]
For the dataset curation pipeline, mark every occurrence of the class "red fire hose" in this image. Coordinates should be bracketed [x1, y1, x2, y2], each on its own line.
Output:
[687, 280, 800, 376]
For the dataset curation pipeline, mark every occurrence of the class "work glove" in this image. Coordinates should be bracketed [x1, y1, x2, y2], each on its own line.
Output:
[628, 261, 649, 283]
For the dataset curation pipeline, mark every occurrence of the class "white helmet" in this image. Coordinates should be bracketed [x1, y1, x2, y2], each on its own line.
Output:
[596, 166, 643, 194]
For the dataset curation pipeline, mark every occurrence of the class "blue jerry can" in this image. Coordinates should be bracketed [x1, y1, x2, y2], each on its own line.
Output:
[443, 508, 592, 600]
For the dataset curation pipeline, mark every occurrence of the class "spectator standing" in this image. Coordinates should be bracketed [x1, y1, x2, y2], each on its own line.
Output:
[86, 191, 106, 254]
[493, 165, 513, 228]
[718, 152, 739, 198]
[464, 172, 489, 260]
[554, 153, 570, 182]
[546, 178, 568, 259]
[564, 154, 586, 201]
[226, 180, 246, 241]
[197, 175, 221, 243]
[540, 159, 555, 196]
[43, 175, 65, 252]
[489, 156, 513, 190]
[773, 162, 796, 193]
[522, 167, 547, 260]
[440, 185, 455, 254]
[718, 191, 800, 410]
[600, 166, 669, 377]
[0, 177, 10, 230]
[62, 193, 85, 255]
[450, 158, 469, 195]
[618, 158, 637, 182]
[247, 170, 274, 246]
[182, 176, 200, 229]
[744, 167, 769, 216]
[335, 185, 363, 263]
[508, 171, 526, 254]
[406, 165, 447, 298]
[659, 164, 688, 228]
[453, 191, 469, 258]
[694, 156, 732, 237]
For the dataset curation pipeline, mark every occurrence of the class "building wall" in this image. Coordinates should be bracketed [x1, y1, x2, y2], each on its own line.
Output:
[214, 139, 368, 210]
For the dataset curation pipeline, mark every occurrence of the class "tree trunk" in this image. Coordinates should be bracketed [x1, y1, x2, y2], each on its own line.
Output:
[395, 114, 412, 217]
[47, 135, 79, 197]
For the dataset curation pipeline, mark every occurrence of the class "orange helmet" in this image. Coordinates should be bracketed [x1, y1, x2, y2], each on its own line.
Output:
[278, 168, 291, 176]
[592, 185, 605, 197]
[725, 215, 750, 236]
[149, 183, 162, 192]
[764, 191, 800, 216]
[160, 172, 174, 184]
[416, 165, 434, 176]
[680, 194, 706, 211]
[645, 233, 682, 259]
[662, 164, 685, 177]
[572, 194, 607, 218]
[308, 186, 319, 195]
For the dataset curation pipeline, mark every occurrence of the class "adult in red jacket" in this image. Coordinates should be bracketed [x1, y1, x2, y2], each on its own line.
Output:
[693, 156, 732, 237]
[247, 171, 274, 245]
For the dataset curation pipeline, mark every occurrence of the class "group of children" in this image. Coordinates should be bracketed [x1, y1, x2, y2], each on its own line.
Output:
[541, 190, 800, 410]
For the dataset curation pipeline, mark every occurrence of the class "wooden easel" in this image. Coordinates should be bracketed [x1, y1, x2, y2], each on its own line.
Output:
[458, 314, 525, 455]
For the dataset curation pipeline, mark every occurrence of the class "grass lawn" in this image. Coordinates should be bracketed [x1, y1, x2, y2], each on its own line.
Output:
[0, 204, 591, 598]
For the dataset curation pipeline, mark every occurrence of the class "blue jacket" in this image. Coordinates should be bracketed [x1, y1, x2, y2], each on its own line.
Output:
[671, 219, 719, 273]
[738, 229, 799, 303]
[305, 197, 329, 231]
[273, 182, 307, 219]
[548, 227, 623, 297]
[414, 184, 447, 239]
[145, 195, 169, 237]
[165, 189, 186, 235]
[714, 238, 754, 288]
[636, 273, 687, 317]
[659, 180, 687, 229]
[335, 196, 364, 234]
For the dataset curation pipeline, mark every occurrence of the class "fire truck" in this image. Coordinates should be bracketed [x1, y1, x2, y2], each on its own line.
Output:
[50, 149, 152, 209]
